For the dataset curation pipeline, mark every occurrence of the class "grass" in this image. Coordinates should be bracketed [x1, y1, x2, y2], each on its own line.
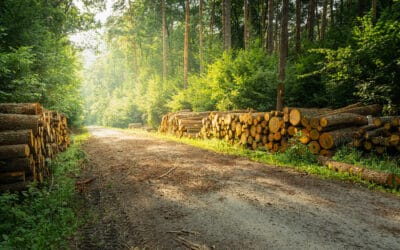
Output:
[0, 129, 90, 249]
[125, 128, 399, 194]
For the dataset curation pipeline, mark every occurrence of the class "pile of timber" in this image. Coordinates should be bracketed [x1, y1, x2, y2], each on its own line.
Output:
[159, 103, 400, 157]
[159, 110, 211, 138]
[352, 116, 400, 154]
[0, 103, 70, 190]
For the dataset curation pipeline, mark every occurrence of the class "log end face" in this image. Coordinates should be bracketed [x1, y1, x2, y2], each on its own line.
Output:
[319, 132, 334, 150]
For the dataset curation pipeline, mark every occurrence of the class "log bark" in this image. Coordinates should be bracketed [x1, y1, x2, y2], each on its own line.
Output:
[319, 113, 368, 128]
[0, 130, 34, 146]
[0, 103, 42, 115]
[0, 144, 30, 160]
[0, 156, 34, 173]
[319, 127, 358, 149]
[325, 104, 381, 116]
[289, 108, 330, 126]
[0, 114, 41, 135]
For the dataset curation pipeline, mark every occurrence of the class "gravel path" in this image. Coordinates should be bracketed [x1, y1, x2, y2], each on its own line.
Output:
[75, 127, 400, 249]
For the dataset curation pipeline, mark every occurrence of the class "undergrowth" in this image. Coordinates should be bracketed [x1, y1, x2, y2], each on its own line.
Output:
[0, 130, 90, 249]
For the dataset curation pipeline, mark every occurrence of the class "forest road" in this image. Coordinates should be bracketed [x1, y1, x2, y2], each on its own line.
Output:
[76, 126, 400, 250]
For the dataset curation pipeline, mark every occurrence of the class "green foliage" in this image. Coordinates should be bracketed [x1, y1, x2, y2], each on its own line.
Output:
[276, 134, 318, 166]
[334, 146, 400, 176]
[0, 132, 89, 249]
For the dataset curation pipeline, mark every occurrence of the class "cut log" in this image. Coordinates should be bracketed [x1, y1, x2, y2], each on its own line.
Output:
[308, 141, 321, 154]
[0, 114, 41, 135]
[0, 171, 25, 183]
[0, 103, 42, 115]
[268, 117, 283, 133]
[319, 149, 333, 157]
[289, 108, 331, 126]
[0, 156, 34, 173]
[309, 129, 320, 141]
[0, 144, 30, 160]
[0, 130, 34, 146]
[319, 127, 358, 149]
[325, 104, 381, 116]
[319, 113, 368, 128]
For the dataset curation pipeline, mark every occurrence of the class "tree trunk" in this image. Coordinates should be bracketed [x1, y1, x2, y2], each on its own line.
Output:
[295, 0, 301, 54]
[244, 0, 251, 49]
[0, 144, 30, 160]
[319, 113, 369, 128]
[128, 1, 138, 77]
[260, 0, 266, 49]
[330, 0, 334, 26]
[321, 0, 328, 40]
[0, 114, 41, 135]
[223, 0, 232, 50]
[199, 0, 204, 73]
[183, 0, 190, 89]
[372, 0, 377, 23]
[210, 0, 215, 37]
[308, 0, 316, 41]
[277, 0, 289, 111]
[162, 0, 167, 82]
[0, 130, 34, 147]
[267, 0, 274, 54]
[319, 127, 359, 149]
[0, 156, 34, 173]
[0, 103, 42, 115]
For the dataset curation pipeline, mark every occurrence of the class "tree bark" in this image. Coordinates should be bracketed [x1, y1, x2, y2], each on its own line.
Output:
[0, 114, 41, 135]
[0, 144, 30, 160]
[308, 0, 316, 41]
[321, 0, 328, 40]
[319, 127, 359, 149]
[128, 1, 138, 77]
[210, 0, 215, 37]
[260, 0, 266, 49]
[244, 0, 251, 49]
[277, 0, 289, 111]
[183, 0, 190, 89]
[319, 113, 369, 128]
[199, 0, 204, 73]
[223, 0, 232, 50]
[330, 0, 334, 26]
[295, 0, 301, 54]
[0, 130, 34, 147]
[0, 103, 42, 115]
[267, 0, 274, 54]
[372, 0, 377, 23]
[162, 0, 167, 82]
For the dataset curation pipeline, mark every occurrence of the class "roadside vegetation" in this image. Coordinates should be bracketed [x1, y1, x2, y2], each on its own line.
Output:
[0, 131, 89, 249]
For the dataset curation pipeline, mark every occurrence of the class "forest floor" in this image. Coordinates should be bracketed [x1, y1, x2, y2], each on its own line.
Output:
[75, 126, 400, 249]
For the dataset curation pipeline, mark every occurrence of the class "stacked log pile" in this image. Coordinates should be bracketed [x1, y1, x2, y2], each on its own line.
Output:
[159, 110, 211, 138]
[159, 103, 395, 156]
[0, 103, 70, 189]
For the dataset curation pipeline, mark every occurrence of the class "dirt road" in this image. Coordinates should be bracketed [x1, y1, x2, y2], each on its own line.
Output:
[76, 127, 400, 249]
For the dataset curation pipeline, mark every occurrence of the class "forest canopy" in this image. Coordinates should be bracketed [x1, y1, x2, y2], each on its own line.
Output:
[1, 0, 399, 128]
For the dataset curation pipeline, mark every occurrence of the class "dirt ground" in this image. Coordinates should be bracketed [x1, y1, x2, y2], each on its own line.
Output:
[74, 126, 400, 250]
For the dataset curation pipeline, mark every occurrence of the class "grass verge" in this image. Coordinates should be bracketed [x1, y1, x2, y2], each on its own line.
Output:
[0, 130, 90, 249]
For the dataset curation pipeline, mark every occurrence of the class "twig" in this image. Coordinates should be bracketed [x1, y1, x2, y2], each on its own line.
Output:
[166, 230, 200, 236]
[157, 166, 177, 179]
[175, 236, 210, 250]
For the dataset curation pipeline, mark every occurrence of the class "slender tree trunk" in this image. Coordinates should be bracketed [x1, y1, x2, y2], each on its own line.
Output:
[308, 0, 315, 41]
[340, 0, 343, 25]
[275, 9, 280, 54]
[330, 0, 334, 26]
[277, 0, 289, 111]
[295, 0, 301, 54]
[267, 0, 274, 55]
[162, 0, 167, 83]
[128, 1, 138, 77]
[244, 0, 251, 49]
[199, 0, 204, 73]
[316, 2, 320, 40]
[372, 0, 377, 23]
[321, 0, 328, 40]
[260, 0, 266, 50]
[210, 0, 215, 36]
[183, 0, 190, 89]
[223, 0, 232, 50]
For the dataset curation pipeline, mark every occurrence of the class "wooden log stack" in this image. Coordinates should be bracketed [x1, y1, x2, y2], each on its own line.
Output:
[159, 103, 391, 156]
[159, 110, 211, 138]
[0, 103, 70, 190]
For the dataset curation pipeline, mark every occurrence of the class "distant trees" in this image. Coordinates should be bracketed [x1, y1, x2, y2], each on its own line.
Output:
[82, 0, 400, 128]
